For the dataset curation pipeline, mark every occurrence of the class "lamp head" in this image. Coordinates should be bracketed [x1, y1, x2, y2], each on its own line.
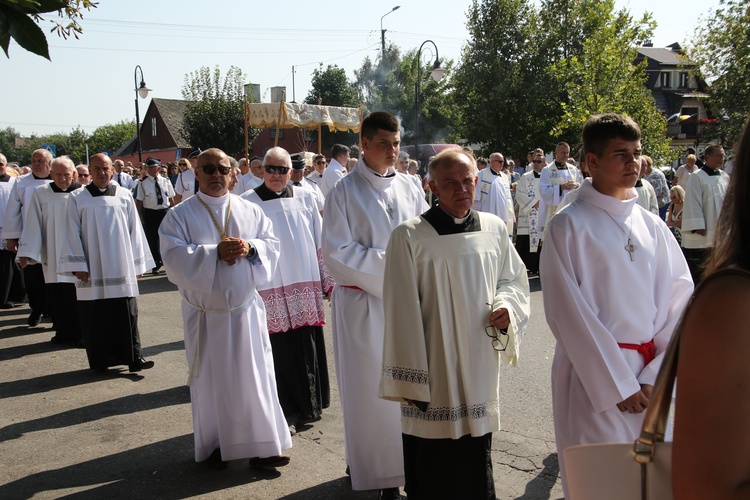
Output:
[137, 82, 152, 99]
[430, 61, 445, 82]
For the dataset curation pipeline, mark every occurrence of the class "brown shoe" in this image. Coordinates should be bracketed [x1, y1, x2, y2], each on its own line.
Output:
[248, 455, 290, 468]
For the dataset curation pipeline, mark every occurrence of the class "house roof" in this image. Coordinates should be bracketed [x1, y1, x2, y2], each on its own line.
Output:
[636, 47, 689, 66]
[151, 98, 190, 148]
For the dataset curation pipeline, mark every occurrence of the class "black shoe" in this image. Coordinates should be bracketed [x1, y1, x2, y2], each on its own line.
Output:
[249, 455, 290, 468]
[0, 302, 16, 309]
[28, 310, 42, 327]
[73, 340, 85, 348]
[206, 448, 228, 470]
[50, 335, 65, 344]
[379, 488, 401, 500]
[129, 357, 155, 372]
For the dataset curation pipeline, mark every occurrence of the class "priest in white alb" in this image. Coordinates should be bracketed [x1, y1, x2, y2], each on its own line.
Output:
[322, 112, 428, 499]
[514, 149, 545, 274]
[538, 142, 582, 235]
[159, 148, 292, 470]
[17, 156, 83, 346]
[242, 147, 334, 432]
[58, 153, 156, 373]
[380, 149, 529, 499]
[539, 114, 693, 496]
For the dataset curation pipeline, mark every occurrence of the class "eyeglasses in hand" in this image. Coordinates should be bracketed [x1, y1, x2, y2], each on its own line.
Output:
[485, 302, 509, 351]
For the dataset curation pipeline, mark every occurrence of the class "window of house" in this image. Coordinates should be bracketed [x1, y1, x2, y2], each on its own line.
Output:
[660, 72, 671, 88]
[151, 117, 157, 137]
[270, 126, 284, 140]
[679, 72, 689, 88]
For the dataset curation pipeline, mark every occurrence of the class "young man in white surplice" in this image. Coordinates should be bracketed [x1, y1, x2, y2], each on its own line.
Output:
[540, 113, 694, 496]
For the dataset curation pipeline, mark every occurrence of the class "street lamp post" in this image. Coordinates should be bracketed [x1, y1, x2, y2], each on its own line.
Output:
[380, 6, 400, 54]
[133, 65, 152, 163]
[414, 40, 444, 171]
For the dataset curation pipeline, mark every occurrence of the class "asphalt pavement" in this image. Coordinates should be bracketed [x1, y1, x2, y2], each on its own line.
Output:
[0, 274, 563, 499]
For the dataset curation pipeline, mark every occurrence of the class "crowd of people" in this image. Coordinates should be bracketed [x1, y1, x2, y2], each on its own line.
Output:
[0, 106, 745, 499]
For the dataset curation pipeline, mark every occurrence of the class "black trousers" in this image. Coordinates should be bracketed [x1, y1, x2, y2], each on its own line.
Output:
[0, 248, 25, 304]
[48, 282, 82, 343]
[23, 263, 47, 314]
[515, 234, 540, 273]
[78, 297, 141, 369]
[682, 247, 709, 285]
[403, 432, 495, 499]
[142, 208, 168, 267]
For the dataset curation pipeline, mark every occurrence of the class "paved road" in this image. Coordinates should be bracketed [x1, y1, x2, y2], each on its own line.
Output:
[0, 274, 563, 499]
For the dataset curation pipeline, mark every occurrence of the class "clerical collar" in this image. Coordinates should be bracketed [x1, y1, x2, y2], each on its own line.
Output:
[50, 182, 81, 193]
[635, 179, 643, 187]
[555, 162, 567, 169]
[701, 165, 721, 176]
[196, 190, 229, 205]
[533, 171, 541, 178]
[254, 183, 292, 201]
[0, 173, 10, 182]
[33, 172, 52, 180]
[490, 168, 501, 176]
[422, 205, 481, 236]
[86, 183, 117, 197]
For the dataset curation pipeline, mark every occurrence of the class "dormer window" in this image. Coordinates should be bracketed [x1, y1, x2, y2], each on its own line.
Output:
[679, 72, 689, 88]
[660, 72, 671, 88]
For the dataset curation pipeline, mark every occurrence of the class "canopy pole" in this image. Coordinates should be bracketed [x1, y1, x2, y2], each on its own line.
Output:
[244, 94, 249, 163]
[317, 97, 323, 154]
[274, 92, 285, 147]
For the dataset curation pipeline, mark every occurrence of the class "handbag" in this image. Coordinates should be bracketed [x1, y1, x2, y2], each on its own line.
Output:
[563, 268, 750, 500]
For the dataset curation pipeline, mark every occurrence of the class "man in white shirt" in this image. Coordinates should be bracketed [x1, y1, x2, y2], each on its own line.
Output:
[135, 157, 175, 275]
[113, 159, 136, 189]
[319, 144, 349, 197]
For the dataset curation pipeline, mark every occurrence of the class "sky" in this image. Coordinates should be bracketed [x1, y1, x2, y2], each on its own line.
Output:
[1, 0, 720, 139]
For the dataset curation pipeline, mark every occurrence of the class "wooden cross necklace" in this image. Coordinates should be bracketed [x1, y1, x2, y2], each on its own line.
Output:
[603, 210, 637, 261]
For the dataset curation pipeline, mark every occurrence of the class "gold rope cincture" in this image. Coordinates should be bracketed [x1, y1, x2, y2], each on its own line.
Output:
[196, 193, 232, 240]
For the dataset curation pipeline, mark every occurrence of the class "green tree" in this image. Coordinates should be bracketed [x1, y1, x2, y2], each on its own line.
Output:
[452, 0, 545, 160]
[689, 0, 750, 145]
[551, 0, 674, 163]
[0, 0, 97, 60]
[354, 43, 458, 146]
[87, 120, 136, 156]
[304, 64, 361, 151]
[181, 65, 256, 156]
[0, 126, 20, 160]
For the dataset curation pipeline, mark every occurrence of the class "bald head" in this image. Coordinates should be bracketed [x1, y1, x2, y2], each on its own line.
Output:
[90, 153, 114, 189]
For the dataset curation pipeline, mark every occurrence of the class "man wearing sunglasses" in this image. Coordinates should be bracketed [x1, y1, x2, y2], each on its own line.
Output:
[76, 164, 90, 186]
[381, 149, 529, 498]
[159, 148, 291, 472]
[242, 147, 333, 437]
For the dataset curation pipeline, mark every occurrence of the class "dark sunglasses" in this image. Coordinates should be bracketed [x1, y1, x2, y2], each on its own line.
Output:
[533, 160, 544, 164]
[200, 164, 231, 175]
[264, 165, 290, 175]
[79, 173, 90, 177]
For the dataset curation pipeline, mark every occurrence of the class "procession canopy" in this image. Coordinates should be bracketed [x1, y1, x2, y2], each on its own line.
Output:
[247, 102, 361, 133]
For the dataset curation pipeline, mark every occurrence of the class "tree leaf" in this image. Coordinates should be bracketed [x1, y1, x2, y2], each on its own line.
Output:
[4, 6, 50, 59]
